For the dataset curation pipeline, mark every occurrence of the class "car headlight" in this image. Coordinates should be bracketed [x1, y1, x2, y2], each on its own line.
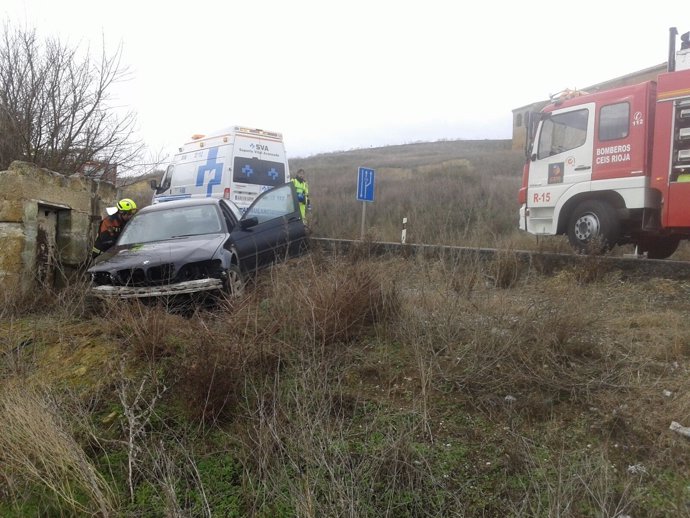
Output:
[91, 271, 114, 286]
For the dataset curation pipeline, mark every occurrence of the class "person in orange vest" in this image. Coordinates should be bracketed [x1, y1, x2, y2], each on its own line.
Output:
[91, 198, 138, 259]
[291, 169, 311, 220]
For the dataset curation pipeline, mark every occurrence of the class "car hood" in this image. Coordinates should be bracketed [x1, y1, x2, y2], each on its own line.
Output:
[88, 234, 227, 273]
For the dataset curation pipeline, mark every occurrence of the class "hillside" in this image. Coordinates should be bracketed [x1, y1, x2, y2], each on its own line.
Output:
[289, 139, 526, 247]
[290, 139, 518, 170]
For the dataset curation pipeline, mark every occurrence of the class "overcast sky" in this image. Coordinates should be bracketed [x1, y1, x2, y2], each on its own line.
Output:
[2, 0, 688, 162]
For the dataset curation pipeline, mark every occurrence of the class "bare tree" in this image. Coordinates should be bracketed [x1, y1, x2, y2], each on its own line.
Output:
[0, 23, 144, 176]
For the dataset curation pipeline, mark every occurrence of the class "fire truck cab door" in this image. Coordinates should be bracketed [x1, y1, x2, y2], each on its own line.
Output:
[527, 103, 595, 234]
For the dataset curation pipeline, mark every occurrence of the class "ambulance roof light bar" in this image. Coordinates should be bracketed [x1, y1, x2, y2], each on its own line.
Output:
[234, 126, 282, 139]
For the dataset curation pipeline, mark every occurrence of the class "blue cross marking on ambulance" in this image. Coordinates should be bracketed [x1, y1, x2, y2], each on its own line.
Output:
[267, 168, 279, 181]
[195, 148, 223, 197]
[242, 165, 254, 177]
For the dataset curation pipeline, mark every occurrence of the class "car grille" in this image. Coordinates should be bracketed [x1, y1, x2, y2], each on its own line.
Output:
[110, 260, 223, 287]
[115, 263, 174, 286]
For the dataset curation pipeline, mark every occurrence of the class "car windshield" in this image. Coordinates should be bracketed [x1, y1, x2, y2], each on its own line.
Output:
[118, 204, 224, 245]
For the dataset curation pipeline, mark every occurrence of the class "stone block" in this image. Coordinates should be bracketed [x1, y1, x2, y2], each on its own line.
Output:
[0, 200, 24, 222]
[0, 223, 25, 276]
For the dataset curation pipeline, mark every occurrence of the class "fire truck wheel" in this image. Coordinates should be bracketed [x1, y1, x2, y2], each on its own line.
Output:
[567, 200, 620, 254]
[638, 236, 680, 259]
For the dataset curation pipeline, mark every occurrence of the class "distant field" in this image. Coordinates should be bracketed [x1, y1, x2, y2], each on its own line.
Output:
[290, 139, 528, 248]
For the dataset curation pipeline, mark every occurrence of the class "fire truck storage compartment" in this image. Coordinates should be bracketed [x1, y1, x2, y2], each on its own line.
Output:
[672, 99, 690, 180]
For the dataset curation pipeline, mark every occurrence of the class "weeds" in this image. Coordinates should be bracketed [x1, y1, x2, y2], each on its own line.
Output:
[3, 249, 690, 516]
[0, 384, 117, 515]
[117, 368, 167, 504]
[265, 256, 400, 347]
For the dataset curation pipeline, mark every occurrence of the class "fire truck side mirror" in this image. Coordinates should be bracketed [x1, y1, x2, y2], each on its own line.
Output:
[525, 111, 542, 160]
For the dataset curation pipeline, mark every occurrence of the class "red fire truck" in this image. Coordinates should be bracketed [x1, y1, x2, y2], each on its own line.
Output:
[518, 28, 690, 258]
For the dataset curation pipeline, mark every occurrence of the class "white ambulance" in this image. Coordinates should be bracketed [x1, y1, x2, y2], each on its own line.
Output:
[151, 126, 290, 210]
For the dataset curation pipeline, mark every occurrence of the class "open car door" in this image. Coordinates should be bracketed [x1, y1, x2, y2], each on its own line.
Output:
[227, 183, 308, 273]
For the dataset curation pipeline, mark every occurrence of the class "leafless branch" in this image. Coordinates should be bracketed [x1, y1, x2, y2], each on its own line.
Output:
[0, 23, 145, 178]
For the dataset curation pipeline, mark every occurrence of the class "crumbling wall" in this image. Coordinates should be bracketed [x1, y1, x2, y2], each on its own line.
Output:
[0, 161, 116, 292]
[118, 176, 156, 211]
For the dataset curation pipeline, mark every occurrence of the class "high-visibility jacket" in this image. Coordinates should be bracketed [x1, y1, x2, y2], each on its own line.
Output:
[292, 177, 309, 219]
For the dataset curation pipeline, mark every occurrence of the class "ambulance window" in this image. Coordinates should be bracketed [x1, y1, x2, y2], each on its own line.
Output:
[159, 164, 173, 191]
[232, 157, 286, 187]
[599, 102, 630, 141]
[537, 109, 588, 160]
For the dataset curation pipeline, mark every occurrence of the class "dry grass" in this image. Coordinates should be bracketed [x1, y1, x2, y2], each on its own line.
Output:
[0, 383, 117, 515]
[265, 256, 400, 346]
[3, 253, 690, 515]
[292, 139, 524, 246]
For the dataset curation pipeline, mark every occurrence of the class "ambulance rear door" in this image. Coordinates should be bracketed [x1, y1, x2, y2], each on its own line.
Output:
[230, 129, 289, 210]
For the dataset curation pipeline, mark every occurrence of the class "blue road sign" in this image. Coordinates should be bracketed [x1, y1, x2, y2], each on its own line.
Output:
[357, 167, 375, 202]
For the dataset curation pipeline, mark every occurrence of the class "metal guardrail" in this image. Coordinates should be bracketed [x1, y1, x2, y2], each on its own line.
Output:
[311, 238, 690, 281]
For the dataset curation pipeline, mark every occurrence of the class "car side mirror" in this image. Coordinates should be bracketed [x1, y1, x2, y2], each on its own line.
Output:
[150, 179, 158, 190]
[240, 216, 259, 230]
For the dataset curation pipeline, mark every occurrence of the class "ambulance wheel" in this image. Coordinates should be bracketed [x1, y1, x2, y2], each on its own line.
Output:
[224, 265, 245, 297]
[638, 236, 680, 259]
[567, 200, 619, 254]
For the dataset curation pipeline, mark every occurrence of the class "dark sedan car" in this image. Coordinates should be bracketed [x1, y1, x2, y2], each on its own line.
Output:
[88, 183, 308, 298]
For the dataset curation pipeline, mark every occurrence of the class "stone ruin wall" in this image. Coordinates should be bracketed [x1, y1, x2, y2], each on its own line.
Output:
[0, 161, 117, 293]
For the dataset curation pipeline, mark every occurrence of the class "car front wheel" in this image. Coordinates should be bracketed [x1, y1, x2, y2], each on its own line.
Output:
[224, 265, 245, 297]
